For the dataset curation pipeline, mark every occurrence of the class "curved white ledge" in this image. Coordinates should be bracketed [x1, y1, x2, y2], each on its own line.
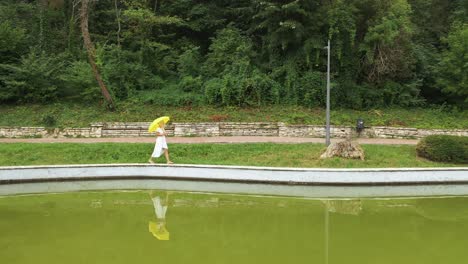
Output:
[0, 164, 467, 185]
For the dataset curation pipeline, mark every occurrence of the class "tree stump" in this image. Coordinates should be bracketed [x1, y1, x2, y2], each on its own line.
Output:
[320, 140, 365, 160]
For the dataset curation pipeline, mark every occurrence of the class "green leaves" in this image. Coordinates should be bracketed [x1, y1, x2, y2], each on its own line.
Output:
[177, 46, 201, 77]
[59, 60, 99, 102]
[123, 9, 183, 27]
[436, 24, 468, 106]
[0, 50, 64, 103]
[0, 0, 465, 109]
[252, 0, 319, 53]
[202, 27, 253, 77]
[202, 27, 280, 106]
[0, 22, 26, 56]
[417, 135, 468, 164]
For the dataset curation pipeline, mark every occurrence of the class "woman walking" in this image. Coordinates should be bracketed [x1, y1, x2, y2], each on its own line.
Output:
[148, 119, 173, 164]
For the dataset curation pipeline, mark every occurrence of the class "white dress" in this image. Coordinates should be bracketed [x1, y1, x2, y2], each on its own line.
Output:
[151, 128, 168, 158]
[152, 196, 167, 220]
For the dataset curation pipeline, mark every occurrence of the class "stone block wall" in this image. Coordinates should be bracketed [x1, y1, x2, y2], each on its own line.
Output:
[61, 128, 93, 138]
[174, 123, 219, 137]
[99, 122, 174, 137]
[370, 127, 468, 139]
[219, 122, 279, 136]
[0, 127, 48, 138]
[416, 128, 467, 138]
[278, 124, 353, 138]
[1, 122, 467, 139]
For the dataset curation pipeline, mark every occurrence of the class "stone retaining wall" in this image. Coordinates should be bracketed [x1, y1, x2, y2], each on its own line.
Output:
[371, 127, 468, 139]
[1, 122, 467, 139]
[175, 123, 218, 137]
[99, 122, 175, 137]
[0, 127, 48, 138]
[220, 122, 279, 136]
[278, 124, 353, 138]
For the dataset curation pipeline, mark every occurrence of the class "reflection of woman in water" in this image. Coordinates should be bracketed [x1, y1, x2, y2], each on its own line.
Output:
[149, 192, 170, 240]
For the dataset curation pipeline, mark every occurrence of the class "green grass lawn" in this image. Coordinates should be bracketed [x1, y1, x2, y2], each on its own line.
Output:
[0, 102, 466, 129]
[0, 143, 462, 168]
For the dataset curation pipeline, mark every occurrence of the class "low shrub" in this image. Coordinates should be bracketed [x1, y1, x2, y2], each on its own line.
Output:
[177, 76, 203, 92]
[41, 113, 57, 127]
[209, 114, 229, 122]
[137, 87, 203, 107]
[416, 135, 468, 163]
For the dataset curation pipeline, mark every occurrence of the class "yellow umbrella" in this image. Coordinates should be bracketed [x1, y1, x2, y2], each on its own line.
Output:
[148, 116, 170, 133]
[149, 221, 170, 240]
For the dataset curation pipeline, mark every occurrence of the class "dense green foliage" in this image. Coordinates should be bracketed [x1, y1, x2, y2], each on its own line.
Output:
[0, 143, 457, 168]
[0, 0, 466, 109]
[416, 135, 468, 163]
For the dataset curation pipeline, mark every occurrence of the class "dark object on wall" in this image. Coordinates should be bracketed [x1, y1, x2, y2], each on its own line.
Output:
[356, 118, 365, 133]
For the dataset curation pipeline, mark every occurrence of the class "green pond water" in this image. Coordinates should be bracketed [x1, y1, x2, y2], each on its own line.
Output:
[1, 191, 468, 264]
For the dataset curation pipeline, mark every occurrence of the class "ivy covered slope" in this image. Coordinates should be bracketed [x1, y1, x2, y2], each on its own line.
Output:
[0, 0, 467, 112]
[0, 103, 467, 129]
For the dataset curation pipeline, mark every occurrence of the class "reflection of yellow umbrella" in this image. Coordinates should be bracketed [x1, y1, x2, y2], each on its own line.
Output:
[148, 116, 170, 133]
[149, 221, 170, 240]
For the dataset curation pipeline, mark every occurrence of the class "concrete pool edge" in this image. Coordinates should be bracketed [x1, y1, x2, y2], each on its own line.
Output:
[0, 164, 467, 186]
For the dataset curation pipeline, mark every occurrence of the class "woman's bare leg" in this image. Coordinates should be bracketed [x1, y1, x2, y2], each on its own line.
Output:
[164, 149, 173, 164]
[148, 156, 155, 164]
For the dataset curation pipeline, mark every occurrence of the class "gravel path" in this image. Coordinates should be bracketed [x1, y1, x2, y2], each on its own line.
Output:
[0, 136, 419, 145]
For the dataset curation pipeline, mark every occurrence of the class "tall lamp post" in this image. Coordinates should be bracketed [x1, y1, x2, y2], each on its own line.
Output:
[325, 40, 331, 146]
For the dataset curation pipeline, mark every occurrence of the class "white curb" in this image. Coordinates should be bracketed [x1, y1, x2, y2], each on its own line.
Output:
[1, 164, 467, 185]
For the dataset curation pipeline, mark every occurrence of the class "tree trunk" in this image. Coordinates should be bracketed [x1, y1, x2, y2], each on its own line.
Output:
[67, 0, 77, 52]
[80, 0, 114, 108]
[115, 0, 121, 46]
[38, 0, 46, 51]
[320, 140, 365, 160]
[153, 0, 161, 14]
